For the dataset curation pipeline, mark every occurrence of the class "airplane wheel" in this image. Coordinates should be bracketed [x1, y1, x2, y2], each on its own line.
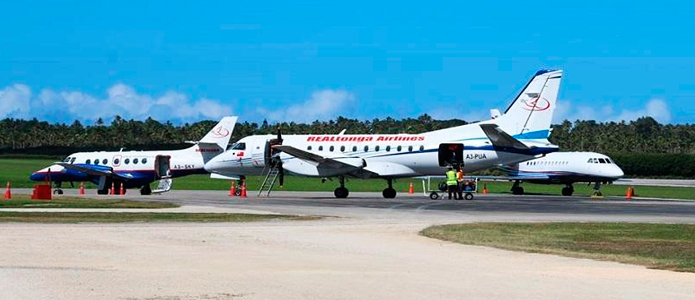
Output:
[561, 187, 573, 196]
[140, 185, 152, 195]
[97, 188, 109, 195]
[512, 186, 524, 195]
[382, 188, 397, 199]
[334, 187, 349, 198]
[53, 189, 63, 195]
[429, 192, 439, 200]
[464, 193, 474, 200]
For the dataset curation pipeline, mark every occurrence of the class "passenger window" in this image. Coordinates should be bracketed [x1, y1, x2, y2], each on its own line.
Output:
[318, 146, 323, 151]
[133, 158, 139, 164]
[375, 145, 380, 152]
[397, 145, 402, 152]
[340, 146, 345, 152]
[94, 160, 100, 165]
[408, 145, 413, 152]
[308, 146, 312, 151]
[419, 145, 424, 151]
[86, 159, 91, 164]
[102, 159, 108, 165]
[329, 146, 334, 152]
[385, 146, 391, 152]
[364, 145, 369, 152]
[352, 146, 357, 152]
[142, 158, 147, 164]
[114, 158, 120, 165]
[125, 158, 130, 164]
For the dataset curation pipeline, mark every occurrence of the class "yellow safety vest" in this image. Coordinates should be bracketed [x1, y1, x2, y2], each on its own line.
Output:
[446, 170, 458, 186]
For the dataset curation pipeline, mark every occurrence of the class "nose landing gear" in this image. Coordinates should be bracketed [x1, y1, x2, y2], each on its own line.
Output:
[382, 178, 396, 198]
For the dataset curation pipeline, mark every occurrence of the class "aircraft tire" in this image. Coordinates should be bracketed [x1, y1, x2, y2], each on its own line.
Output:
[140, 185, 152, 196]
[512, 186, 524, 195]
[382, 188, 397, 199]
[53, 189, 64, 195]
[97, 188, 109, 195]
[464, 193, 474, 200]
[561, 187, 573, 196]
[429, 192, 439, 200]
[334, 187, 349, 198]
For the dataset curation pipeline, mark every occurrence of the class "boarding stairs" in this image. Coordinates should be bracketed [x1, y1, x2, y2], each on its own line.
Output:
[152, 176, 173, 194]
[258, 165, 280, 197]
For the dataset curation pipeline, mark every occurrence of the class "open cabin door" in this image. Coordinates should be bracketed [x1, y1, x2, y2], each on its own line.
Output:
[438, 143, 464, 168]
[154, 155, 171, 179]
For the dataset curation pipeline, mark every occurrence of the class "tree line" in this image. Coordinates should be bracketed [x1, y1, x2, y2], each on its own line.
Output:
[1, 116, 693, 177]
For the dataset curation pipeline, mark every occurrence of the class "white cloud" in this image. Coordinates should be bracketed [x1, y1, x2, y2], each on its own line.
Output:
[0, 83, 232, 123]
[257, 89, 356, 122]
[553, 99, 672, 124]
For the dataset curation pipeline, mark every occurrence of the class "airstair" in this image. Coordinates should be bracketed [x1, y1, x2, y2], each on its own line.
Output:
[257, 165, 280, 197]
[152, 177, 172, 194]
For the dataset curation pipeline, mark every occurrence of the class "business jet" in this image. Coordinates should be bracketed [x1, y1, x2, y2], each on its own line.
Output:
[205, 70, 564, 198]
[29, 116, 238, 195]
[501, 152, 624, 196]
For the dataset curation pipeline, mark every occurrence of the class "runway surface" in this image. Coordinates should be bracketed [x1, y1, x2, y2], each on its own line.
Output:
[3, 190, 695, 300]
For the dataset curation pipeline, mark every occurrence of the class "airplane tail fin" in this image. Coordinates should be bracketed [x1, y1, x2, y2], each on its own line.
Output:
[489, 70, 563, 140]
[198, 116, 238, 150]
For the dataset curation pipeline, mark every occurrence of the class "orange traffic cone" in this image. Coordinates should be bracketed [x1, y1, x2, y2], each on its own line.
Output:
[110, 182, 115, 195]
[483, 184, 489, 195]
[626, 186, 633, 200]
[240, 180, 247, 198]
[3, 181, 11, 200]
[78, 182, 85, 196]
[119, 183, 124, 196]
[408, 182, 414, 194]
[229, 181, 236, 197]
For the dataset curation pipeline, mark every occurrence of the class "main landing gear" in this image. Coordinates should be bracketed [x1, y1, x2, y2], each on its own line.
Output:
[562, 184, 575, 196]
[53, 182, 64, 195]
[332, 177, 398, 199]
[140, 184, 152, 195]
[382, 178, 396, 199]
[511, 180, 524, 195]
[334, 176, 349, 198]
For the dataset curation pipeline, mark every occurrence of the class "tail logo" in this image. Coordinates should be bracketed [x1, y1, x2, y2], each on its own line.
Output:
[211, 126, 230, 138]
[521, 97, 551, 111]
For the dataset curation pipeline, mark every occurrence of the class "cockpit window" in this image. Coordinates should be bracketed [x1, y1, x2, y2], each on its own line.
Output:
[587, 158, 593, 163]
[63, 157, 71, 162]
[230, 142, 246, 150]
[598, 158, 606, 164]
[70, 157, 76, 164]
[593, 158, 599, 163]
[605, 158, 612, 164]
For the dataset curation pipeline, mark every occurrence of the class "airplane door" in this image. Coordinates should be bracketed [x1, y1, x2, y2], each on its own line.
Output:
[154, 155, 171, 178]
[438, 143, 464, 168]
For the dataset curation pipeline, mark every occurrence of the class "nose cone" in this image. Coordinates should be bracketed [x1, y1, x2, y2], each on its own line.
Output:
[611, 166, 625, 179]
[29, 171, 46, 182]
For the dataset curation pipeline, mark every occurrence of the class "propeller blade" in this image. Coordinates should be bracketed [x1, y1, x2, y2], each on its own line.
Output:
[276, 128, 283, 143]
[278, 162, 284, 187]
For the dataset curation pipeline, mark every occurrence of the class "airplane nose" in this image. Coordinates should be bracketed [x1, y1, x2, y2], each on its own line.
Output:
[29, 172, 45, 182]
[612, 166, 624, 178]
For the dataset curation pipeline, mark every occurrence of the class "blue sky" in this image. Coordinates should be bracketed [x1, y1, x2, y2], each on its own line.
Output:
[1, 0, 693, 124]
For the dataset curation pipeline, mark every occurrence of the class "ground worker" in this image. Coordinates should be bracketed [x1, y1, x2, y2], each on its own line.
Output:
[456, 168, 464, 200]
[446, 167, 459, 200]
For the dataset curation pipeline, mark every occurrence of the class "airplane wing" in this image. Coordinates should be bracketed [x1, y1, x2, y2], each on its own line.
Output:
[273, 145, 367, 170]
[56, 163, 132, 180]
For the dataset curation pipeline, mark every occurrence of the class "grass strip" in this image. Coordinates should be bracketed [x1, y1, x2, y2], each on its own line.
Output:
[1, 194, 178, 209]
[421, 222, 695, 273]
[0, 212, 319, 223]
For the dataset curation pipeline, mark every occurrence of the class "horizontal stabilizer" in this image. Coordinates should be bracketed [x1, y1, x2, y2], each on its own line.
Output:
[479, 124, 530, 150]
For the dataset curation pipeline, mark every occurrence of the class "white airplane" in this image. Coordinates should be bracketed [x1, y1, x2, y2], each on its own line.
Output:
[501, 152, 624, 196]
[205, 70, 564, 198]
[30, 116, 238, 195]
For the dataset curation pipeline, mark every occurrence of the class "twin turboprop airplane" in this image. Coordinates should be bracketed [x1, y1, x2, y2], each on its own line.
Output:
[204, 70, 564, 198]
[30, 116, 238, 195]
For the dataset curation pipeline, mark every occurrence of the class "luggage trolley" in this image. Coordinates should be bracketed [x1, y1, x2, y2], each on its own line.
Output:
[421, 176, 478, 200]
